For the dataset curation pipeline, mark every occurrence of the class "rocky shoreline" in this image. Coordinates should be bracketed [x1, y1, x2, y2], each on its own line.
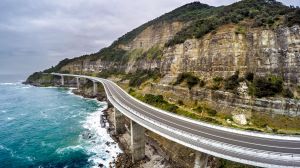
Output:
[71, 88, 174, 168]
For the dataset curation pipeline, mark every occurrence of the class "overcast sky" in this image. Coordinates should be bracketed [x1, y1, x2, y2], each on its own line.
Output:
[0, 0, 299, 78]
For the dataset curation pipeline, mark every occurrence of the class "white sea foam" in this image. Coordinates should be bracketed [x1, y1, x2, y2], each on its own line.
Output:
[66, 88, 89, 100]
[26, 156, 35, 162]
[81, 106, 122, 168]
[21, 86, 32, 89]
[40, 111, 48, 118]
[41, 141, 54, 148]
[7, 117, 14, 120]
[0, 82, 17, 86]
[67, 88, 77, 94]
[0, 144, 35, 162]
[0, 145, 16, 157]
[0, 145, 7, 150]
[41, 86, 59, 89]
[56, 145, 85, 154]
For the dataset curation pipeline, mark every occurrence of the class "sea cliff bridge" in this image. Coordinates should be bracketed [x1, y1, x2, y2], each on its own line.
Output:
[51, 73, 300, 168]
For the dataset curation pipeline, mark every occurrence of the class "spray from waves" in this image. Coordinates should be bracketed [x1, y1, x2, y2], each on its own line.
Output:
[56, 145, 86, 154]
[0, 144, 16, 157]
[21, 85, 32, 89]
[51, 103, 122, 168]
[0, 82, 19, 86]
[7, 117, 15, 120]
[81, 105, 122, 168]
[0, 145, 34, 162]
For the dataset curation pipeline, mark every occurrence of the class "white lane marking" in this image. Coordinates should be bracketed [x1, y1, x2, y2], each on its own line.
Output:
[52, 74, 300, 145]
[107, 79, 300, 142]
[51, 74, 300, 166]
[106, 82, 300, 152]
[104, 83, 300, 164]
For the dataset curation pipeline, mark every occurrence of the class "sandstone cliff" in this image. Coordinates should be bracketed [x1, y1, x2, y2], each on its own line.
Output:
[26, 0, 300, 117]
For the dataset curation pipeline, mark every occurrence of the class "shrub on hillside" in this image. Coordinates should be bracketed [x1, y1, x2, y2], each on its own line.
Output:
[244, 72, 254, 82]
[253, 75, 283, 98]
[207, 108, 217, 116]
[165, 0, 299, 47]
[177, 100, 184, 106]
[143, 94, 179, 113]
[127, 68, 161, 87]
[282, 88, 294, 98]
[199, 80, 206, 87]
[211, 76, 224, 90]
[224, 71, 240, 91]
[186, 75, 200, 89]
[193, 105, 217, 116]
[144, 94, 165, 104]
[174, 73, 200, 89]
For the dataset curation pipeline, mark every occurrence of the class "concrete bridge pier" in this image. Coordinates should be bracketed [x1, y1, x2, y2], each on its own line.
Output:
[93, 81, 97, 96]
[131, 120, 145, 163]
[61, 75, 64, 86]
[114, 108, 126, 134]
[194, 151, 209, 168]
[76, 77, 80, 89]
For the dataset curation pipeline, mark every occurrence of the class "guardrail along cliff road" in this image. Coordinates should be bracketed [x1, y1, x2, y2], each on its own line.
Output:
[51, 73, 300, 168]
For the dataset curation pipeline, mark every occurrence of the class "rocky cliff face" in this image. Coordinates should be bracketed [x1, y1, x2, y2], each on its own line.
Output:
[60, 23, 300, 85]
[161, 24, 300, 84]
[120, 21, 185, 51]
[26, 1, 300, 118]
[60, 21, 185, 74]
[165, 24, 291, 84]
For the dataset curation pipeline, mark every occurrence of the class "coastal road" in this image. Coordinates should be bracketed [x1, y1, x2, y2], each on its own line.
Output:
[51, 73, 300, 168]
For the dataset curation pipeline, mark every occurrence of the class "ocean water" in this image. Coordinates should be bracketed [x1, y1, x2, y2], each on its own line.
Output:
[0, 83, 121, 168]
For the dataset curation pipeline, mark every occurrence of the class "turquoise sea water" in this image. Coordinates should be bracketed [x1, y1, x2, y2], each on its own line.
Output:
[0, 83, 121, 168]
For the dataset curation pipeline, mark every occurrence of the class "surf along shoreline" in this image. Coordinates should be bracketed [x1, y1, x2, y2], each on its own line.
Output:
[23, 78, 179, 168]
[71, 87, 173, 168]
[23, 74, 184, 168]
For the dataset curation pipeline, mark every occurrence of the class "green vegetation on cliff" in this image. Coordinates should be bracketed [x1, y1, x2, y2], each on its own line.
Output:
[43, 58, 73, 73]
[125, 68, 161, 87]
[251, 75, 283, 98]
[166, 0, 300, 47]
[28, 0, 300, 80]
[113, 2, 212, 46]
[128, 89, 223, 125]
[174, 73, 202, 89]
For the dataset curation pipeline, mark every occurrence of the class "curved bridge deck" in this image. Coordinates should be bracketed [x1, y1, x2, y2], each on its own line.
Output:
[51, 73, 300, 168]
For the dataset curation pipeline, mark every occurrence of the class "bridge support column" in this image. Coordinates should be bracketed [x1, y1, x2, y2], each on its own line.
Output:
[76, 77, 80, 89]
[131, 120, 145, 163]
[61, 76, 64, 86]
[194, 151, 208, 168]
[93, 81, 97, 96]
[114, 108, 126, 134]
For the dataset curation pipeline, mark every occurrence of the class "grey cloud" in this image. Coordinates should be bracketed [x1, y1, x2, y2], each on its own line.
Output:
[0, 0, 299, 77]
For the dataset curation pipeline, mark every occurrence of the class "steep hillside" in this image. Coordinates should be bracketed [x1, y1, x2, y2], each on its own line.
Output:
[27, 0, 300, 118]
[24, 1, 300, 167]
[30, 0, 299, 78]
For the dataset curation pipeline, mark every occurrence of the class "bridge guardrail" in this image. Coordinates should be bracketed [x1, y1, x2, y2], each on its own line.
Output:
[108, 86, 300, 161]
[105, 87, 298, 168]
[51, 73, 300, 168]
